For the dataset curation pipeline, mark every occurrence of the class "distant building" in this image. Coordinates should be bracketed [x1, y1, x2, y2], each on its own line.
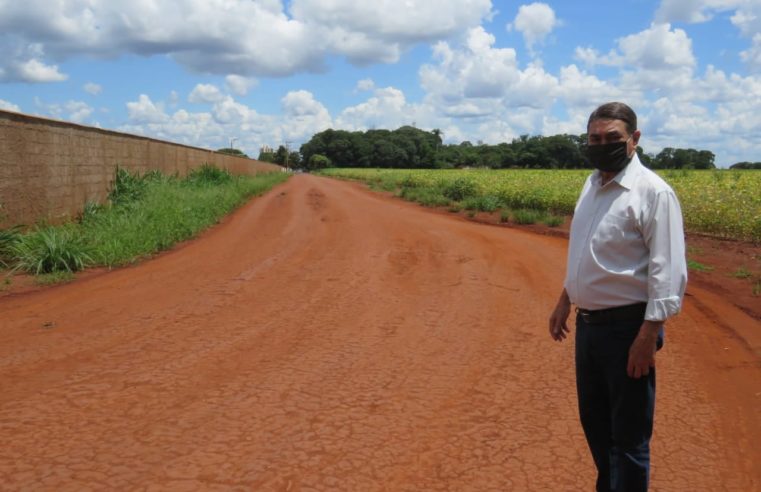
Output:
[260, 145, 274, 154]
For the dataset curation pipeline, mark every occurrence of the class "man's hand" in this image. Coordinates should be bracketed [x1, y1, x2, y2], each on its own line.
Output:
[627, 320, 662, 378]
[549, 289, 571, 342]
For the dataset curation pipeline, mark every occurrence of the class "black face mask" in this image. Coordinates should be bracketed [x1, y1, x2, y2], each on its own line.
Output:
[586, 139, 632, 173]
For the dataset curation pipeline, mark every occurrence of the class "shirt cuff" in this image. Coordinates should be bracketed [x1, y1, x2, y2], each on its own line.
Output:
[645, 296, 682, 321]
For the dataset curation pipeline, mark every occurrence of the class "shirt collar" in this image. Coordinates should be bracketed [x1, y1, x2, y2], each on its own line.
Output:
[594, 153, 642, 191]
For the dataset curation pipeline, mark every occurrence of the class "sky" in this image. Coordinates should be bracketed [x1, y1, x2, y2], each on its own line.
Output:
[0, 0, 760, 167]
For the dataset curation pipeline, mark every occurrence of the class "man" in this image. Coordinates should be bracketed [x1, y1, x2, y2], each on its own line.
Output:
[549, 102, 688, 492]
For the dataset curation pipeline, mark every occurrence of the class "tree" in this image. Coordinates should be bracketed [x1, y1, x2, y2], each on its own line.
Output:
[274, 145, 289, 165]
[288, 151, 302, 168]
[306, 154, 331, 171]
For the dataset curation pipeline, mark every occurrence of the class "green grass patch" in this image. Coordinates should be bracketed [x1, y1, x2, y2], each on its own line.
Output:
[0, 226, 23, 267]
[513, 209, 544, 225]
[500, 209, 511, 223]
[3, 167, 288, 277]
[732, 267, 753, 279]
[36, 270, 76, 285]
[753, 279, 761, 296]
[399, 187, 450, 207]
[688, 259, 714, 272]
[541, 214, 565, 227]
[12, 226, 92, 274]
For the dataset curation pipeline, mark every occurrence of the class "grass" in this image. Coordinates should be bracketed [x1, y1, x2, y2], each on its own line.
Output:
[513, 209, 544, 225]
[12, 226, 92, 274]
[732, 267, 753, 279]
[541, 214, 565, 227]
[754, 280, 761, 296]
[0, 226, 22, 267]
[688, 259, 714, 272]
[36, 271, 76, 285]
[3, 166, 289, 277]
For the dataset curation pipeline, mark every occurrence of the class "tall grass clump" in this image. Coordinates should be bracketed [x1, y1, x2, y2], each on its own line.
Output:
[12, 226, 92, 274]
[0, 226, 23, 267]
[186, 163, 233, 186]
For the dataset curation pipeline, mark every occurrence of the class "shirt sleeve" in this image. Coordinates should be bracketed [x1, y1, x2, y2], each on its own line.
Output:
[641, 189, 688, 321]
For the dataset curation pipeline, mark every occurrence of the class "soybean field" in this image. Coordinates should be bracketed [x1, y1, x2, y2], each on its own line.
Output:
[320, 168, 761, 243]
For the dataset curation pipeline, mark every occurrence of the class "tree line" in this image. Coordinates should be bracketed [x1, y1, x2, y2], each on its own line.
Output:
[294, 126, 723, 170]
[222, 126, 756, 170]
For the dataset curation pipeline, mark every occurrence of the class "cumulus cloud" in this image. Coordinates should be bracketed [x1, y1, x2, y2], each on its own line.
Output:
[225, 75, 257, 96]
[127, 95, 169, 124]
[280, 90, 333, 140]
[419, 26, 558, 116]
[509, 2, 559, 51]
[740, 34, 761, 71]
[577, 24, 695, 71]
[0, 0, 493, 82]
[0, 99, 21, 112]
[355, 78, 376, 92]
[11, 59, 67, 83]
[36, 99, 94, 123]
[118, 90, 333, 158]
[84, 82, 102, 95]
[188, 84, 226, 104]
[655, 0, 744, 23]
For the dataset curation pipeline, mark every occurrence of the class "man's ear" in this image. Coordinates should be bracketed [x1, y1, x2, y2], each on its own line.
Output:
[631, 130, 641, 146]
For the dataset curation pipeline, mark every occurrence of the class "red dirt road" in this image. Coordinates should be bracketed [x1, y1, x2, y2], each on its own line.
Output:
[1, 175, 760, 491]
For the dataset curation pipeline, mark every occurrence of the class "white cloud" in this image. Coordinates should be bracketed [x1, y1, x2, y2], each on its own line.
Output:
[355, 78, 376, 92]
[509, 3, 558, 51]
[0, 0, 493, 80]
[127, 95, 169, 124]
[575, 24, 695, 71]
[655, 0, 745, 23]
[225, 75, 257, 96]
[36, 99, 93, 123]
[281, 90, 333, 140]
[188, 83, 225, 104]
[731, 3, 761, 37]
[419, 26, 558, 116]
[15, 59, 67, 83]
[740, 34, 761, 70]
[619, 23, 695, 70]
[0, 99, 21, 112]
[420, 27, 522, 104]
[84, 82, 102, 95]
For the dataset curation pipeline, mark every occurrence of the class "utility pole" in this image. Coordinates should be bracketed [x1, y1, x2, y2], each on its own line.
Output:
[230, 137, 237, 150]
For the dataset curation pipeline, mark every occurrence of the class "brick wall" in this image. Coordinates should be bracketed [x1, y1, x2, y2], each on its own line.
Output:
[0, 110, 282, 227]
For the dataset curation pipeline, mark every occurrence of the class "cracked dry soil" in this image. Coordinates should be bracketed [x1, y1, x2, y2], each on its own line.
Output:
[1, 174, 759, 491]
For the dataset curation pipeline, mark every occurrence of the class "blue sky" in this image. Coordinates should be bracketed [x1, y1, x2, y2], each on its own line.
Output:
[1, 0, 759, 167]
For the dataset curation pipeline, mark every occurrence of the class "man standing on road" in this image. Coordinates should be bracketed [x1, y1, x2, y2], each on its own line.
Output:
[549, 102, 688, 492]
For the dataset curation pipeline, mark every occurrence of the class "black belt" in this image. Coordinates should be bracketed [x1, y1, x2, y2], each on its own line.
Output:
[576, 302, 647, 325]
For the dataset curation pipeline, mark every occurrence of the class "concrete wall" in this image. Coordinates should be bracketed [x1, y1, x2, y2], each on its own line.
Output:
[0, 109, 282, 227]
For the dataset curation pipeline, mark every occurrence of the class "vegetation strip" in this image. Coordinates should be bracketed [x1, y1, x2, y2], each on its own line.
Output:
[0, 165, 289, 276]
[318, 168, 761, 243]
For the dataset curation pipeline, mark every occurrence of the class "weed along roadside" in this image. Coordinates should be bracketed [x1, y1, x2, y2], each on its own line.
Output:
[0, 165, 289, 286]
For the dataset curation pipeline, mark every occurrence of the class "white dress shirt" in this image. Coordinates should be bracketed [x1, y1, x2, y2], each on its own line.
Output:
[564, 154, 688, 321]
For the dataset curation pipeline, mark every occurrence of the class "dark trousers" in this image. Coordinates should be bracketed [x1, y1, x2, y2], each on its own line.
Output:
[575, 312, 661, 492]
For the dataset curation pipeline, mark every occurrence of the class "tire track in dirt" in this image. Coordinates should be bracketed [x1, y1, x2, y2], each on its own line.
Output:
[1, 174, 759, 491]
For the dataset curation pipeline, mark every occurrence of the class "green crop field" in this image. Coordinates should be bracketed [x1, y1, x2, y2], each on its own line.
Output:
[319, 168, 761, 243]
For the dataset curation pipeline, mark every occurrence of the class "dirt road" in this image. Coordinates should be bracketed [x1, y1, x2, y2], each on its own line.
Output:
[1, 174, 759, 491]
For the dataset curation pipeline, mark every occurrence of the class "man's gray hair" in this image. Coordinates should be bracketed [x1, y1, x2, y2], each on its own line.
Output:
[587, 102, 637, 136]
